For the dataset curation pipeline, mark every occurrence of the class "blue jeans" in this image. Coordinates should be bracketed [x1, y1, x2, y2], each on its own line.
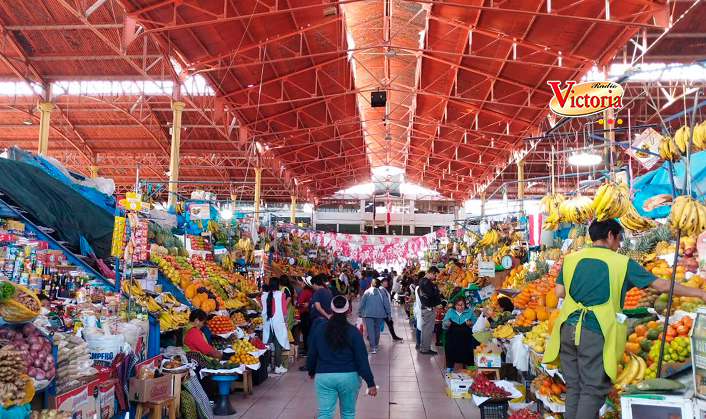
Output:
[364, 317, 383, 349]
[315, 372, 361, 419]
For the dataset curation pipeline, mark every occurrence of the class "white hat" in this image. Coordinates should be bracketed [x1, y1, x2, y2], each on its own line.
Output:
[303, 276, 312, 287]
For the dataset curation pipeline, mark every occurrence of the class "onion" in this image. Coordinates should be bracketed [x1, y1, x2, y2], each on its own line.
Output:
[20, 343, 29, 351]
[45, 355, 54, 365]
[45, 369, 54, 380]
[29, 350, 38, 359]
[22, 323, 35, 337]
[28, 367, 37, 378]
[30, 343, 42, 352]
[35, 370, 46, 381]
[33, 359, 42, 368]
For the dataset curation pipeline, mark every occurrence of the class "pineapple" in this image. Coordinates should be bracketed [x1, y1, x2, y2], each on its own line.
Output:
[525, 271, 540, 282]
[573, 235, 586, 249]
[535, 260, 549, 277]
[568, 227, 577, 240]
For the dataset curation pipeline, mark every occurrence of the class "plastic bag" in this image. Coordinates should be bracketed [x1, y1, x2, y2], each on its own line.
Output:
[472, 314, 486, 334]
[355, 318, 364, 335]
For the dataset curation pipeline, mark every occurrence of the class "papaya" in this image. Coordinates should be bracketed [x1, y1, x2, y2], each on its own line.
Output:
[192, 293, 205, 307]
[184, 285, 196, 299]
[548, 310, 560, 334]
[524, 308, 537, 321]
[536, 307, 549, 322]
[546, 290, 558, 309]
[180, 277, 190, 290]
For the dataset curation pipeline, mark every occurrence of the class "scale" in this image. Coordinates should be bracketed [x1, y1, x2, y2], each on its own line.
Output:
[501, 255, 514, 270]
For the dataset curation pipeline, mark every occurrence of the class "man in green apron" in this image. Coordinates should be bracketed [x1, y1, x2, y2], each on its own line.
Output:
[543, 219, 706, 419]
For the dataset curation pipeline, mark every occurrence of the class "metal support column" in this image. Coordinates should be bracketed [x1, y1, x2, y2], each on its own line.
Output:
[167, 101, 185, 208]
[89, 165, 99, 179]
[37, 102, 54, 156]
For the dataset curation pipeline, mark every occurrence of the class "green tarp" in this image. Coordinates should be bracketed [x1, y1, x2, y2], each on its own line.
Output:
[0, 159, 114, 258]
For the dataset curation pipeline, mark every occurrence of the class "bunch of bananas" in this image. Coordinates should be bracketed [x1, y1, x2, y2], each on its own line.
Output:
[121, 278, 145, 297]
[558, 196, 594, 224]
[207, 220, 220, 234]
[235, 237, 255, 264]
[592, 182, 630, 221]
[619, 203, 656, 232]
[173, 202, 184, 215]
[547, 393, 565, 406]
[159, 309, 190, 331]
[296, 256, 313, 267]
[543, 209, 561, 231]
[658, 135, 682, 162]
[145, 296, 161, 312]
[221, 253, 235, 271]
[492, 324, 515, 339]
[160, 293, 181, 307]
[493, 246, 510, 264]
[674, 123, 706, 153]
[539, 193, 565, 215]
[614, 354, 646, 389]
[477, 230, 500, 247]
[669, 195, 706, 236]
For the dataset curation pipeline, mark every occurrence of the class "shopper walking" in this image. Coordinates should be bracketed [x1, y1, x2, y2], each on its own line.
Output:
[544, 219, 706, 419]
[307, 295, 377, 419]
[309, 274, 334, 342]
[297, 276, 314, 356]
[417, 267, 442, 354]
[262, 277, 290, 374]
[357, 278, 391, 354]
[379, 278, 403, 341]
[442, 296, 477, 372]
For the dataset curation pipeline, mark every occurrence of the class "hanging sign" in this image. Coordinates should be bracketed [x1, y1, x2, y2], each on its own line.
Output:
[628, 128, 661, 170]
[547, 80, 624, 117]
[190, 203, 211, 220]
[478, 261, 495, 277]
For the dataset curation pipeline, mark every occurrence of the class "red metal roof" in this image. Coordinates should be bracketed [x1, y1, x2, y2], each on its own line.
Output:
[0, 0, 701, 202]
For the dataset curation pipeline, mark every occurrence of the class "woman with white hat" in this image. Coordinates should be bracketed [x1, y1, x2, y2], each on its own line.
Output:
[307, 295, 377, 419]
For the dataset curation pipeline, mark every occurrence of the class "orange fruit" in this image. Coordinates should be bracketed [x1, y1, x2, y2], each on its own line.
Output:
[635, 325, 648, 337]
[629, 333, 639, 343]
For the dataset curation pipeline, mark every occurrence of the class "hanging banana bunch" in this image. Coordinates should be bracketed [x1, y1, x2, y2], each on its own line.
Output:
[674, 122, 706, 154]
[558, 196, 594, 224]
[619, 203, 656, 232]
[477, 230, 500, 247]
[539, 193, 565, 215]
[173, 201, 184, 215]
[658, 135, 682, 162]
[543, 207, 561, 231]
[221, 253, 235, 271]
[592, 182, 630, 221]
[669, 195, 706, 236]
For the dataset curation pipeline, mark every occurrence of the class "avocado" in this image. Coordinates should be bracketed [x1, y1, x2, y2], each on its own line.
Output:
[637, 349, 647, 359]
[646, 329, 660, 340]
[640, 339, 653, 352]
[654, 300, 668, 314]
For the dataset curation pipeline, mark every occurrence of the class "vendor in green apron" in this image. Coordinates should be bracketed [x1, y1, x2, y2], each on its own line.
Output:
[183, 309, 224, 360]
[543, 219, 706, 419]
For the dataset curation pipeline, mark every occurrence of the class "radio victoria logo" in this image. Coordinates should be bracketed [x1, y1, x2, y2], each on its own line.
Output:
[547, 80, 624, 117]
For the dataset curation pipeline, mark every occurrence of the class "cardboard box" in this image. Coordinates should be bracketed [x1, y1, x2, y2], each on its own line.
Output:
[445, 372, 472, 399]
[475, 353, 502, 368]
[52, 379, 99, 418]
[99, 379, 118, 419]
[129, 374, 173, 402]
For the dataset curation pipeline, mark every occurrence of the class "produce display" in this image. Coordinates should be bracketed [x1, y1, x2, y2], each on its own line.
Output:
[232, 339, 256, 353]
[0, 282, 40, 322]
[30, 410, 72, 419]
[249, 337, 266, 350]
[470, 374, 511, 399]
[231, 312, 247, 326]
[229, 352, 257, 365]
[508, 408, 542, 419]
[0, 346, 34, 407]
[0, 324, 55, 382]
[207, 316, 234, 335]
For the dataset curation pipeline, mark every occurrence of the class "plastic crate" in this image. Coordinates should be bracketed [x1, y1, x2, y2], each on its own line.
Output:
[479, 400, 509, 419]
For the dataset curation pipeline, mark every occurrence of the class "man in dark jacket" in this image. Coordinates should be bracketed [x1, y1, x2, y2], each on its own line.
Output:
[418, 266, 442, 354]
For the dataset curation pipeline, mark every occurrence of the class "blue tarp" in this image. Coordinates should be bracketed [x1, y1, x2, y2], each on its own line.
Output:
[6, 147, 116, 214]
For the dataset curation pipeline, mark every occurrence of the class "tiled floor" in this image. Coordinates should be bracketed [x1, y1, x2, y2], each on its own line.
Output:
[220, 304, 481, 419]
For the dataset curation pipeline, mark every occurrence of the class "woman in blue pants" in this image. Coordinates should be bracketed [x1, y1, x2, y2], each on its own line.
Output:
[306, 295, 377, 419]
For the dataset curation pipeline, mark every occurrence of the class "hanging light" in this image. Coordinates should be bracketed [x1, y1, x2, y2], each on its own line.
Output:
[568, 152, 602, 166]
[220, 209, 233, 220]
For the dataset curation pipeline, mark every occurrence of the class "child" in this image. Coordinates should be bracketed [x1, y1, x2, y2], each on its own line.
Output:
[442, 296, 478, 373]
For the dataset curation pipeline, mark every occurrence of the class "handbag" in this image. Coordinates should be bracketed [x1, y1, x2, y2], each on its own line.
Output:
[355, 318, 365, 334]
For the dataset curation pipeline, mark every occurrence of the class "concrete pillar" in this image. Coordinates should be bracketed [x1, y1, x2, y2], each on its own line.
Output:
[254, 167, 263, 223]
[517, 161, 525, 214]
[409, 199, 415, 234]
[89, 165, 99, 179]
[37, 102, 54, 156]
[167, 101, 185, 208]
[480, 191, 486, 218]
[290, 195, 296, 224]
[360, 199, 366, 233]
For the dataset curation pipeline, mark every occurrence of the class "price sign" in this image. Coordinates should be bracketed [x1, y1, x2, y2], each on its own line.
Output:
[478, 285, 495, 300]
[478, 261, 495, 277]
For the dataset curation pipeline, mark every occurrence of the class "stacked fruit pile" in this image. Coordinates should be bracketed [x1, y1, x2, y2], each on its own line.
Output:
[492, 325, 515, 339]
[470, 374, 511, 399]
[206, 316, 234, 334]
[523, 321, 549, 353]
[635, 288, 660, 309]
[251, 317, 263, 327]
[508, 409, 542, 419]
[232, 339, 257, 353]
[532, 375, 566, 404]
[623, 287, 644, 309]
[232, 312, 247, 325]
[250, 337, 267, 350]
[230, 351, 258, 365]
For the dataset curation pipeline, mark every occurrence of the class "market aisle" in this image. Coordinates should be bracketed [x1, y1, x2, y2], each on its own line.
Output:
[222, 304, 481, 419]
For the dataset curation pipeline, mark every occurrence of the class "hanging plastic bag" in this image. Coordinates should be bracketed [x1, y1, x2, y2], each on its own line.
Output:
[472, 314, 487, 334]
[355, 318, 365, 335]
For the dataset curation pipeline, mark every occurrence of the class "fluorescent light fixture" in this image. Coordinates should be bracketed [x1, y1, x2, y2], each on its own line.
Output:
[22, 119, 32, 125]
[220, 209, 233, 220]
[371, 165, 404, 177]
[247, 84, 254, 88]
[568, 152, 602, 166]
